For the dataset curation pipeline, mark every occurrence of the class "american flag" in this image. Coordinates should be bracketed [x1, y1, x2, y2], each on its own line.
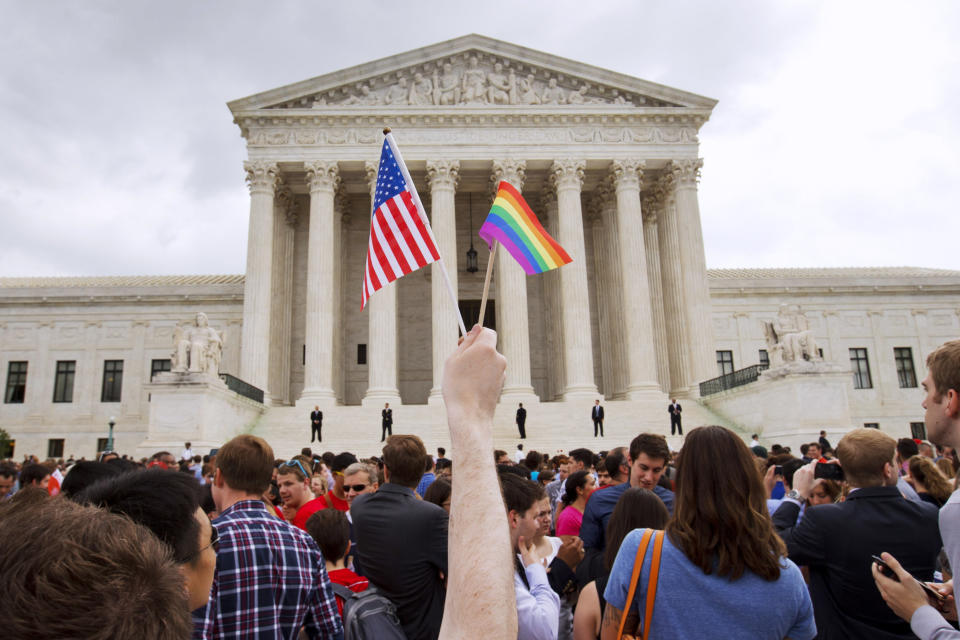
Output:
[361, 138, 440, 309]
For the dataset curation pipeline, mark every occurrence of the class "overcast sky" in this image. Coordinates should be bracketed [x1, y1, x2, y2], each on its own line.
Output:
[1, 0, 958, 278]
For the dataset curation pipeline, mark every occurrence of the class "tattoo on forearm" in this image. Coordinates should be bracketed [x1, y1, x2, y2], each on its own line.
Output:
[602, 603, 622, 629]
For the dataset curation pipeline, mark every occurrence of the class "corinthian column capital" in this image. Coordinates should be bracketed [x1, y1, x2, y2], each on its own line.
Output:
[550, 158, 585, 191]
[244, 160, 280, 194]
[304, 161, 340, 194]
[610, 159, 645, 191]
[491, 159, 527, 192]
[426, 159, 460, 191]
[669, 158, 704, 187]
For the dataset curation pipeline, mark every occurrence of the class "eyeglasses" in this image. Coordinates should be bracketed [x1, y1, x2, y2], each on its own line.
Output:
[345, 484, 370, 493]
[192, 526, 220, 558]
[283, 459, 310, 479]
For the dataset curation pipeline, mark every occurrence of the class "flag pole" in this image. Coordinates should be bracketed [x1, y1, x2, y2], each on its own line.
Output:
[383, 128, 467, 337]
[478, 240, 497, 328]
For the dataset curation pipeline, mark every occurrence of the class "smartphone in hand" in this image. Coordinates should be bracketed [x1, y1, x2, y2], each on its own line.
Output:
[872, 555, 946, 603]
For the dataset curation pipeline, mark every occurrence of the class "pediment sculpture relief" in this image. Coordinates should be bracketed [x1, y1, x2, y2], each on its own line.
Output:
[274, 52, 679, 109]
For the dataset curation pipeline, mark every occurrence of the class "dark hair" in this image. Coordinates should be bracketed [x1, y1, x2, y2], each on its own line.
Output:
[666, 425, 787, 581]
[305, 509, 350, 562]
[799, 443, 810, 456]
[0, 463, 16, 479]
[604, 447, 628, 479]
[217, 435, 274, 494]
[781, 458, 805, 490]
[333, 452, 359, 473]
[537, 469, 555, 485]
[629, 433, 670, 463]
[494, 449, 508, 463]
[423, 476, 452, 509]
[499, 473, 544, 515]
[424, 455, 435, 472]
[199, 483, 216, 515]
[568, 448, 594, 469]
[61, 462, 121, 499]
[437, 447, 446, 457]
[561, 470, 591, 506]
[382, 435, 428, 487]
[524, 450, 541, 471]
[435, 458, 452, 474]
[19, 463, 50, 487]
[897, 437, 919, 460]
[301, 447, 313, 458]
[78, 469, 202, 566]
[604, 488, 670, 570]
[0, 495, 191, 638]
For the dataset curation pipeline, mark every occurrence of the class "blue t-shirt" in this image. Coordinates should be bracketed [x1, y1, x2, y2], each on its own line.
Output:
[604, 529, 816, 640]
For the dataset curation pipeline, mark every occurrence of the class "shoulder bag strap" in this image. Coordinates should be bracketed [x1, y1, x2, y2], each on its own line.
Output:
[616, 528, 654, 640]
[641, 531, 666, 640]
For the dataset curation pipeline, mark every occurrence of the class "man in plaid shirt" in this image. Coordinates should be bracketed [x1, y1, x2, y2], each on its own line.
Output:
[193, 434, 343, 639]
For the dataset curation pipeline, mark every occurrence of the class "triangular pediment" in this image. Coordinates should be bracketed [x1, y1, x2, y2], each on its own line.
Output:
[229, 35, 716, 114]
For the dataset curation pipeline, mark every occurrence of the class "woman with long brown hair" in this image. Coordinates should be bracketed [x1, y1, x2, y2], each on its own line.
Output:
[908, 455, 953, 507]
[600, 426, 816, 640]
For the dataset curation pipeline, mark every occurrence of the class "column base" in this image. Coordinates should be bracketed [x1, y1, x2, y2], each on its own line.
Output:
[561, 385, 600, 401]
[499, 387, 539, 405]
[296, 388, 337, 410]
[428, 388, 445, 405]
[623, 384, 666, 401]
[361, 389, 402, 407]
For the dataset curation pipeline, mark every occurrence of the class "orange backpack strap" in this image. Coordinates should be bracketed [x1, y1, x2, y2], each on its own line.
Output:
[641, 531, 665, 640]
[616, 529, 654, 640]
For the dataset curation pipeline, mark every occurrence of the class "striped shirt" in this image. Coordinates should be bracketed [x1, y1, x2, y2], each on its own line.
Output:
[192, 500, 343, 639]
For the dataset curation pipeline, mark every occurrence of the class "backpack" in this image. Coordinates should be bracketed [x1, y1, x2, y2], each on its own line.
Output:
[330, 583, 407, 640]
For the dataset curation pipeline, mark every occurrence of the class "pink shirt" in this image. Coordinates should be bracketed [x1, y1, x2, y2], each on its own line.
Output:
[556, 505, 584, 536]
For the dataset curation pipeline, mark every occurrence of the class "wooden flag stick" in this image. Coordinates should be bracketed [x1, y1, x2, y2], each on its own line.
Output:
[478, 240, 497, 328]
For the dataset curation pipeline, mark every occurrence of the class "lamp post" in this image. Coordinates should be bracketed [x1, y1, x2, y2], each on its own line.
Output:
[466, 193, 479, 273]
[107, 416, 115, 452]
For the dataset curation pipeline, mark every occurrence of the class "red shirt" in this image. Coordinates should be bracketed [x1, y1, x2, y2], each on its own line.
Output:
[291, 497, 327, 530]
[328, 567, 369, 616]
[325, 491, 349, 512]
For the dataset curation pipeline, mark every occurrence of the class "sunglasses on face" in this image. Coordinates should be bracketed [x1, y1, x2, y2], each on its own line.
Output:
[345, 484, 369, 493]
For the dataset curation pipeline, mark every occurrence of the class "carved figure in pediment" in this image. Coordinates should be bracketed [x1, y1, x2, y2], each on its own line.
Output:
[311, 96, 327, 108]
[541, 78, 566, 105]
[385, 77, 409, 105]
[567, 83, 589, 104]
[461, 56, 487, 103]
[486, 62, 513, 105]
[409, 73, 433, 105]
[610, 89, 632, 106]
[518, 74, 541, 105]
[434, 63, 460, 105]
[342, 84, 380, 106]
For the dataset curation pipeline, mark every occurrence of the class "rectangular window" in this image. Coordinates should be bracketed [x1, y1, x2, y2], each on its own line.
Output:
[101, 360, 123, 403]
[357, 344, 367, 366]
[47, 438, 64, 458]
[894, 347, 918, 388]
[758, 349, 769, 368]
[849, 348, 873, 389]
[150, 358, 171, 381]
[53, 360, 76, 403]
[911, 422, 927, 440]
[97, 438, 110, 454]
[864, 423, 879, 429]
[716, 350, 734, 376]
[4, 361, 27, 403]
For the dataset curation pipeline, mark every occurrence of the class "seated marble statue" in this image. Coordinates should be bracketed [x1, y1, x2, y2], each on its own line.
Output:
[765, 304, 821, 364]
[171, 312, 223, 375]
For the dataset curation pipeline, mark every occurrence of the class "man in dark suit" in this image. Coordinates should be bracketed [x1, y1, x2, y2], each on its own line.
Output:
[351, 434, 448, 640]
[381, 402, 393, 442]
[668, 399, 682, 435]
[591, 399, 604, 437]
[819, 429, 832, 453]
[773, 428, 941, 640]
[515, 402, 527, 439]
[309, 406, 322, 443]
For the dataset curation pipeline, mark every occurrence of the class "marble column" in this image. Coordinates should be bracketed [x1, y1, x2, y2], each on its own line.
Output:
[550, 159, 598, 398]
[426, 160, 460, 403]
[656, 172, 693, 397]
[641, 192, 671, 393]
[76, 322, 100, 417]
[363, 160, 402, 406]
[125, 321, 148, 418]
[28, 323, 52, 414]
[490, 159, 536, 398]
[269, 184, 297, 405]
[671, 158, 716, 390]
[541, 192, 565, 401]
[300, 161, 340, 405]
[333, 187, 348, 403]
[611, 160, 661, 397]
[240, 160, 279, 395]
[594, 182, 626, 398]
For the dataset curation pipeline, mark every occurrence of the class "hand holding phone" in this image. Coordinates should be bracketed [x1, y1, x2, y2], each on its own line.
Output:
[872, 555, 946, 604]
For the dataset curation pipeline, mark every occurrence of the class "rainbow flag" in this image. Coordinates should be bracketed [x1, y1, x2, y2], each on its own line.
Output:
[479, 181, 573, 275]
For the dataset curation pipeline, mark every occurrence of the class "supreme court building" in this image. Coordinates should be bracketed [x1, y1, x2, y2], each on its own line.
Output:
[2, 35, 959, 458]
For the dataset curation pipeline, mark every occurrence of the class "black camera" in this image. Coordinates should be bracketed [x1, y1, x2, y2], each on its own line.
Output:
[814, 462, 844, 481]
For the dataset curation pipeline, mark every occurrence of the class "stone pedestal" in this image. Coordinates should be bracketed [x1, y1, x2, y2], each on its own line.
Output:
[140, 372, 264, 457]
[701, 363, 852, 451]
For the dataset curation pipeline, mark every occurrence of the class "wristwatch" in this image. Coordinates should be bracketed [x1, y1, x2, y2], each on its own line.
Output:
[785, 490, 806, 505]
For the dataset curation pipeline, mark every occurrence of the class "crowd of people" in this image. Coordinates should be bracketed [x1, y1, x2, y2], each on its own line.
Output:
[2, 333, 960, 640]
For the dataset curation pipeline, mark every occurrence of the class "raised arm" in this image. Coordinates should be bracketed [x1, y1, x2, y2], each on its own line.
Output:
[438, 325, 517, 639]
